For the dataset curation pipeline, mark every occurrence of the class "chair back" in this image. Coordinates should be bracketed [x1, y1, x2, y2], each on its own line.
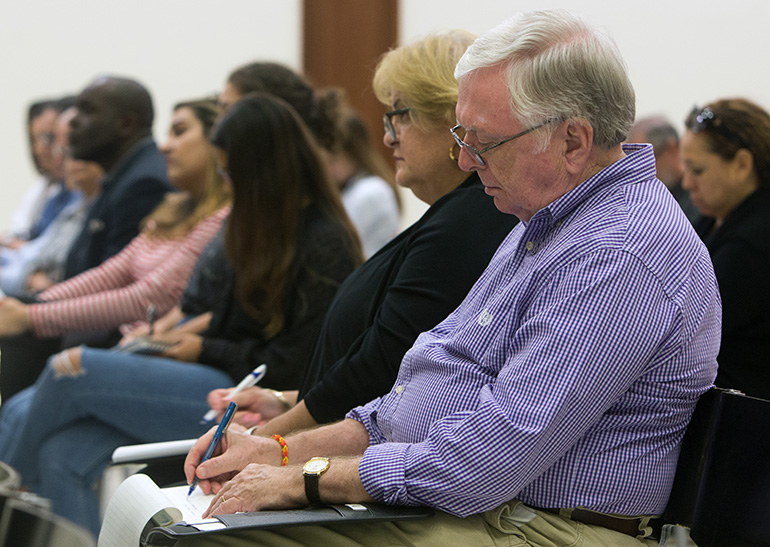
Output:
[665, 387, 770, 547]
[0, 496, 95, 547]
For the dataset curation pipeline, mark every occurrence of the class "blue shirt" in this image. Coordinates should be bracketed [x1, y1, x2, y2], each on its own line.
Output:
[349, 144, 721, 517]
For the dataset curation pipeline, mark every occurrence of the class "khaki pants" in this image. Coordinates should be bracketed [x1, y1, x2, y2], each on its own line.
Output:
[171, 501, 659, 547]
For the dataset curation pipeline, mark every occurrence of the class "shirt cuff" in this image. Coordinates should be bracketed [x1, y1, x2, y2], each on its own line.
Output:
[358, 442, 412, 505]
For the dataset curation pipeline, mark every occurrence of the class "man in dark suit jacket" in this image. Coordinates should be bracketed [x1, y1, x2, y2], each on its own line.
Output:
[64, 76, 171, 278]
[0, 77, 171, 401]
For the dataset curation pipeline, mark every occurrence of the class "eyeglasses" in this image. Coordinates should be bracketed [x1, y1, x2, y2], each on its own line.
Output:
[686, 106, 746, 148]
[450, 122, 547, 166]
[383, 107, 410, 140]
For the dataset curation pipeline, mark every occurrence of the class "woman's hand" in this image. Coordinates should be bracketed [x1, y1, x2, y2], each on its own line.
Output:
[157, 332, 204, 362]
[207, 386, 294, 427]
[26, 271, 55, 293]
[0, 297, 32, 336]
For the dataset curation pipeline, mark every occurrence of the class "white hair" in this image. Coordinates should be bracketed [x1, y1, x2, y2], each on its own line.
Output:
[455, 10, 635, 149]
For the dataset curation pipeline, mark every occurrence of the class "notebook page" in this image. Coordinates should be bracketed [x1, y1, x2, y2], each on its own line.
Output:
[98, 473, 183, 547]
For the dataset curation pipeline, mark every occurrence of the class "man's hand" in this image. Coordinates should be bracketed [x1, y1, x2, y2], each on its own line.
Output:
[0, 297, 32, 336]
[202, 463, 304, 516]
[184, 429, 283, 494]
[203, 456, 373, 517]
[207, 386, 294, 427]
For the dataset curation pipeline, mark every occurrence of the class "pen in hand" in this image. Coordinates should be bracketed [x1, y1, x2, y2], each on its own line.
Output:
[146, 304, 157, 336]
[200, 364, 268, 424]
[188, 400, 238, 497]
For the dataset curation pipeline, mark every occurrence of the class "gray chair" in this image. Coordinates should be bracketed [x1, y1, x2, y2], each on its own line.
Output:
[0, 496, 95, 547]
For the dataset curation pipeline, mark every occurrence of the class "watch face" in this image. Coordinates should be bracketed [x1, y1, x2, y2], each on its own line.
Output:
[305, 458, 329, 474]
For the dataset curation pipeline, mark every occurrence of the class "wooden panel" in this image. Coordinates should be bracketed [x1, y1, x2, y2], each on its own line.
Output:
[303, 0, 398, 160]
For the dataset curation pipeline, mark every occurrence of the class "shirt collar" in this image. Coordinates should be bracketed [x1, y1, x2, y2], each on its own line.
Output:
[526, 143, 657, 230]
[101, 136, 156, 187]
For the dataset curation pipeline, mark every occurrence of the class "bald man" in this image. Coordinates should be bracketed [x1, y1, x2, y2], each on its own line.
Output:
[64, 75, 171, 279]
[628, 116, 700, 224]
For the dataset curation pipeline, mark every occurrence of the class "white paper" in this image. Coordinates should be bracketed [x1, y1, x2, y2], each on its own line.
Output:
[98, 474, 213, 547]
[111, 438, 197, 464]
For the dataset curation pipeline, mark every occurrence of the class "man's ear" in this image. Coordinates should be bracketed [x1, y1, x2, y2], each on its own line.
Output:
[116, 111, 139, 139]
[561, 118, 593, 175]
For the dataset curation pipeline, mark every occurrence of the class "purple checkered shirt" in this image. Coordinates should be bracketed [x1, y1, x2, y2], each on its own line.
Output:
[348, 144, 721, 518]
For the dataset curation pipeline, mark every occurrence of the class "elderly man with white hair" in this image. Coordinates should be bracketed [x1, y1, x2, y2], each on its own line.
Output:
[177, 10, 721, 546]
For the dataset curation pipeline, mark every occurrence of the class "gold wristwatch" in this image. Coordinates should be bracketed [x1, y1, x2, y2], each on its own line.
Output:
[303, 457, 330, 507]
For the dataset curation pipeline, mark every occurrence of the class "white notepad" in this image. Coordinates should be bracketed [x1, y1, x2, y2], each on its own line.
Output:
[98, 473, 220, 547]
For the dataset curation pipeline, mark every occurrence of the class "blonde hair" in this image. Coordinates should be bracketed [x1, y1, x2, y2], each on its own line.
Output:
[373, 30, 477, 130]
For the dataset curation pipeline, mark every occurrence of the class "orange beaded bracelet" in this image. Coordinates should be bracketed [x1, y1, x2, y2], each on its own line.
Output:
[273, 434, 288, 466]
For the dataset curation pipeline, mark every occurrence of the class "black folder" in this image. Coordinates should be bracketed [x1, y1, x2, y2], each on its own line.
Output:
[145, 503, 434, 546]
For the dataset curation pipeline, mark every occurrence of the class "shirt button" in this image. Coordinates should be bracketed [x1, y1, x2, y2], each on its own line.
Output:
[395, 385, 404, 394]
[525, 241, 535, 251]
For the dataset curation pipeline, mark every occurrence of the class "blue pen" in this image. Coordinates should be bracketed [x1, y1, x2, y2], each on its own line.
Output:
[200, 364, 267, 424]
[188, 400, 238, 497]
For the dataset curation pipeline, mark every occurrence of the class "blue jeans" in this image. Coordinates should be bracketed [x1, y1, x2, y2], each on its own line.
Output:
[0, 346, 233, 536]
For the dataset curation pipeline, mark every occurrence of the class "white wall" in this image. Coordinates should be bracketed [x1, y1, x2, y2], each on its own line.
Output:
[2, 0, 769, 229]
[0, 0, 302, 229]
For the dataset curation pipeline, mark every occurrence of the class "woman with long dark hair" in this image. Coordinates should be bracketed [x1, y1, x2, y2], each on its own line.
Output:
[0, 94, 360, 536]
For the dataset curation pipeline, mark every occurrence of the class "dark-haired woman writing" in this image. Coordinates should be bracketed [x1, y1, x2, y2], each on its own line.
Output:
[0, 94, 360, 535]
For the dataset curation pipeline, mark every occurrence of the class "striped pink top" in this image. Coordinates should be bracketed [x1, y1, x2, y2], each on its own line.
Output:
[30, 206, 230, 337]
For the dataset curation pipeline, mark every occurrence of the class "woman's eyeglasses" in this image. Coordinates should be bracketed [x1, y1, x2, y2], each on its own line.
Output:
[383, 107, 410, 140]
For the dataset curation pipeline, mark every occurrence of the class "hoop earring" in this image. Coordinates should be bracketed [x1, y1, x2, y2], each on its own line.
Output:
[449, 144, 459, 162]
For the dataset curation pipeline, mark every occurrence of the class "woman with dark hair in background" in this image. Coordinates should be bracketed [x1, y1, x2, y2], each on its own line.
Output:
[0, 93, 360, 536]
[206, 30, 519, 440]
[682, 98, 770, 399]
[0, 98, 230, 401]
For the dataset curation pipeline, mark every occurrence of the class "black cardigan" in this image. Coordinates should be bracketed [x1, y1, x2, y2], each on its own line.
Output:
[299, 173, 519, 423]
[193, 205, 359, 390]
[696, 188, 770, 399]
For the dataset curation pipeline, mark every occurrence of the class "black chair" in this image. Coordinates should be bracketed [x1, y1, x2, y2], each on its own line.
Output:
[664, 387, 770, 547]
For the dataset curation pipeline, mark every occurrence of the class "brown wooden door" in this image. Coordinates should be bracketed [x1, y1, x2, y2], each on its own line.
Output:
[303, 0, 398, 160]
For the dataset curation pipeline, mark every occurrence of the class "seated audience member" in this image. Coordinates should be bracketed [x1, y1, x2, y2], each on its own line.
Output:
[3, 98, 70, 248]
[0, 93, 361, 536]
[0, 77, 173, 396]
[0, 107, 102, 296]
[120, 62, 351, 385]
[628, 116, 701, 223]
[683, 98, 770, 399]
[178, 11, 721, 547]
[324, 103, 401, 257]
[63, 76, 172, 279]
[206, 30, 519, 438]
[24, 97, 82, 242]
[0, 98, 230, 401]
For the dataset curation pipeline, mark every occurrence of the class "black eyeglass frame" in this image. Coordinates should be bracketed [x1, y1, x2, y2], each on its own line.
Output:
[450, 122, 548, 166]
[383, 107, 410, 140]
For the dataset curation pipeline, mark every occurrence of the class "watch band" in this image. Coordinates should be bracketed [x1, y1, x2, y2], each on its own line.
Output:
[304, 473, 323, 507]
